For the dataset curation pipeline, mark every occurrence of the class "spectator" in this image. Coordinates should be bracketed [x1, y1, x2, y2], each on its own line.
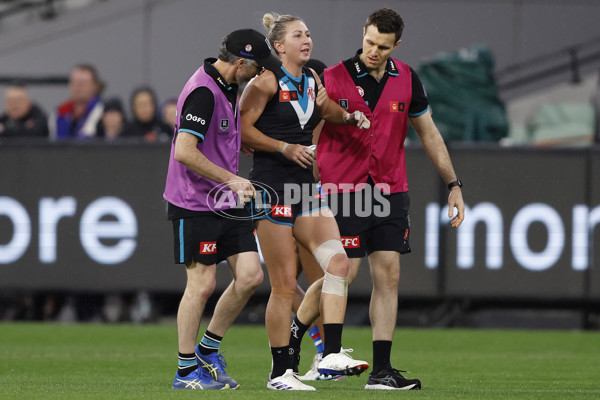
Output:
[160, 97, 178, 133]
[124, 86, 171, 142]
[0, 82, 49, 139]
[96, 97, 127, 141]
[53, 64, 104, 140]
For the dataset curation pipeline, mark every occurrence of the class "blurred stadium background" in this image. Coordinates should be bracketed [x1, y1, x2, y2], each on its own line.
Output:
[1, 0, 599, 330]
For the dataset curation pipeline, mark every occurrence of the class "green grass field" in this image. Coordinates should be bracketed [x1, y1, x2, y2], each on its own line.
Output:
[1, 323, 599, 399]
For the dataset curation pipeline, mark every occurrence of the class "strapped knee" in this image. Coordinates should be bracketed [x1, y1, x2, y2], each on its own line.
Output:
[312, 239, 346, 273]
[271, 287, 296, 299]
[322, 271, 348, 296]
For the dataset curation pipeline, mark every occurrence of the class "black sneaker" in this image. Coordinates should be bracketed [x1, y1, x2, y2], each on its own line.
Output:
[364, 368, 421, 390]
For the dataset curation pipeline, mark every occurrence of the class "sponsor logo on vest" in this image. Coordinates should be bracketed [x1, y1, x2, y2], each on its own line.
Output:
[279, 90, 299, 102]
[200, 241, 217, 254]
[390, 101, 405, 112]
[186, 113, 206, 125]
[220, 119, 229, 131]
[307, 87, 316, 102]
[341, 236, 360, 248]
[356, 86, 365, 97]
[339, 99, 348, 110]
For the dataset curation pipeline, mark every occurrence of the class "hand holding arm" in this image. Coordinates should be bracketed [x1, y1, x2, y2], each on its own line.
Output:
[311, 69, 370, 129]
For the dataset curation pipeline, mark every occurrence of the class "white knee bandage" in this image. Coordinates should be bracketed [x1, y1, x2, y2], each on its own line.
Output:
[322, 271, 348, 296]
[312, 239, 346, 273]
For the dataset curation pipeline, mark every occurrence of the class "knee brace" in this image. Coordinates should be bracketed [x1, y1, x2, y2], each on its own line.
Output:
[322, 271, 348, 296]
[312, 239, 346, 273]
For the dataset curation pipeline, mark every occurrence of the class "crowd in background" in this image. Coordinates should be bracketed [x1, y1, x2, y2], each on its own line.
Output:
[0, 63, 176, 143]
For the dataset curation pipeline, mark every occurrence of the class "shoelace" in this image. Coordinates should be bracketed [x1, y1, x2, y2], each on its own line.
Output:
[213, 352, 228, 373]
[340, 347, 354, 358]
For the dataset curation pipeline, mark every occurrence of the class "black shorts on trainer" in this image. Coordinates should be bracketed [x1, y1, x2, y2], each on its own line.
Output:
[171, 208, 257, 265]
[327, 187, 411, 259]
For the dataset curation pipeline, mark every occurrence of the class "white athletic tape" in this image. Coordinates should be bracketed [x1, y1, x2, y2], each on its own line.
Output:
[306, 144, 317, 157]
[322, 271, 348, 296]
[313, 239, 346, 272]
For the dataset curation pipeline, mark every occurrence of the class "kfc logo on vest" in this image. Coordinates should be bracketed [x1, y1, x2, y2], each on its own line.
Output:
[307, 87, 316, 102]
[272, 205, 292, 217]
[341, 236, 360, 248]
[390, 101, 405, 112]
[356, 86, 365, 97]
[200, 242, 217, 254]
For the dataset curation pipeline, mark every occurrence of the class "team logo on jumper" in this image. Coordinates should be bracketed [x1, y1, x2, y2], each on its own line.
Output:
[307, 87, 316, 101]
[390, 101, 405, 112]
[341, 236, 360, 248]
[339, 99, 349, 110]
[280, 90, 299, 102]
[356, 86, 365, 97]
[220, 119, 229, 131]
[272, 205, 292, 217]
[200, 241, 217, 254]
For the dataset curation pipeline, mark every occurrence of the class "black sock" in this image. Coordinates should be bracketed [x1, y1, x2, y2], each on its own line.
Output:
[198, 330, 223, 355]
[178, 352, 196, 377]
[322, 323, 343, 357]
[271, 346, 291, 378]
[372, 340, 392, 373]
[289, 316, 309, 350]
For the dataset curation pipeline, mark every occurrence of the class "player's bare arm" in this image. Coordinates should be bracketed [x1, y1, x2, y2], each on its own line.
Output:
[240, 71, 314, 169]
[310, 69, 370, 129]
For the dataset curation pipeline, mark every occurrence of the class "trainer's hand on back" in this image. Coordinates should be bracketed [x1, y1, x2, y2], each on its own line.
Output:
[282, 143, 314, 169]
[448, 187, 465, 228]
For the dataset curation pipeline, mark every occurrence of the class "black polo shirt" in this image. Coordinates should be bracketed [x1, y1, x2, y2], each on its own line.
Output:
[321, 50, 429, 115]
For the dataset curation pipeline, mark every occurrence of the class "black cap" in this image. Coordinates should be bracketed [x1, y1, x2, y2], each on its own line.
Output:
[225, 29, 281, 71]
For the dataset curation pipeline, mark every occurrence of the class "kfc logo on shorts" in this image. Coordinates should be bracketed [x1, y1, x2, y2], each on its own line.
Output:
[339, 99, 349, 110]
[200, 242, 217, 254]
[307, 87, 315, 101]
[272, 205, 292, 217]
[356, 86, 365, 97]
[341, 236, 360, 248]
[390, 101, 405, 112]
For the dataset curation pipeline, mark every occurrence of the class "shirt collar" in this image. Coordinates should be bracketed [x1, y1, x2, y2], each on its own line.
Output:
[350, 49, 399, 78]
[204, 58, 239, 95]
